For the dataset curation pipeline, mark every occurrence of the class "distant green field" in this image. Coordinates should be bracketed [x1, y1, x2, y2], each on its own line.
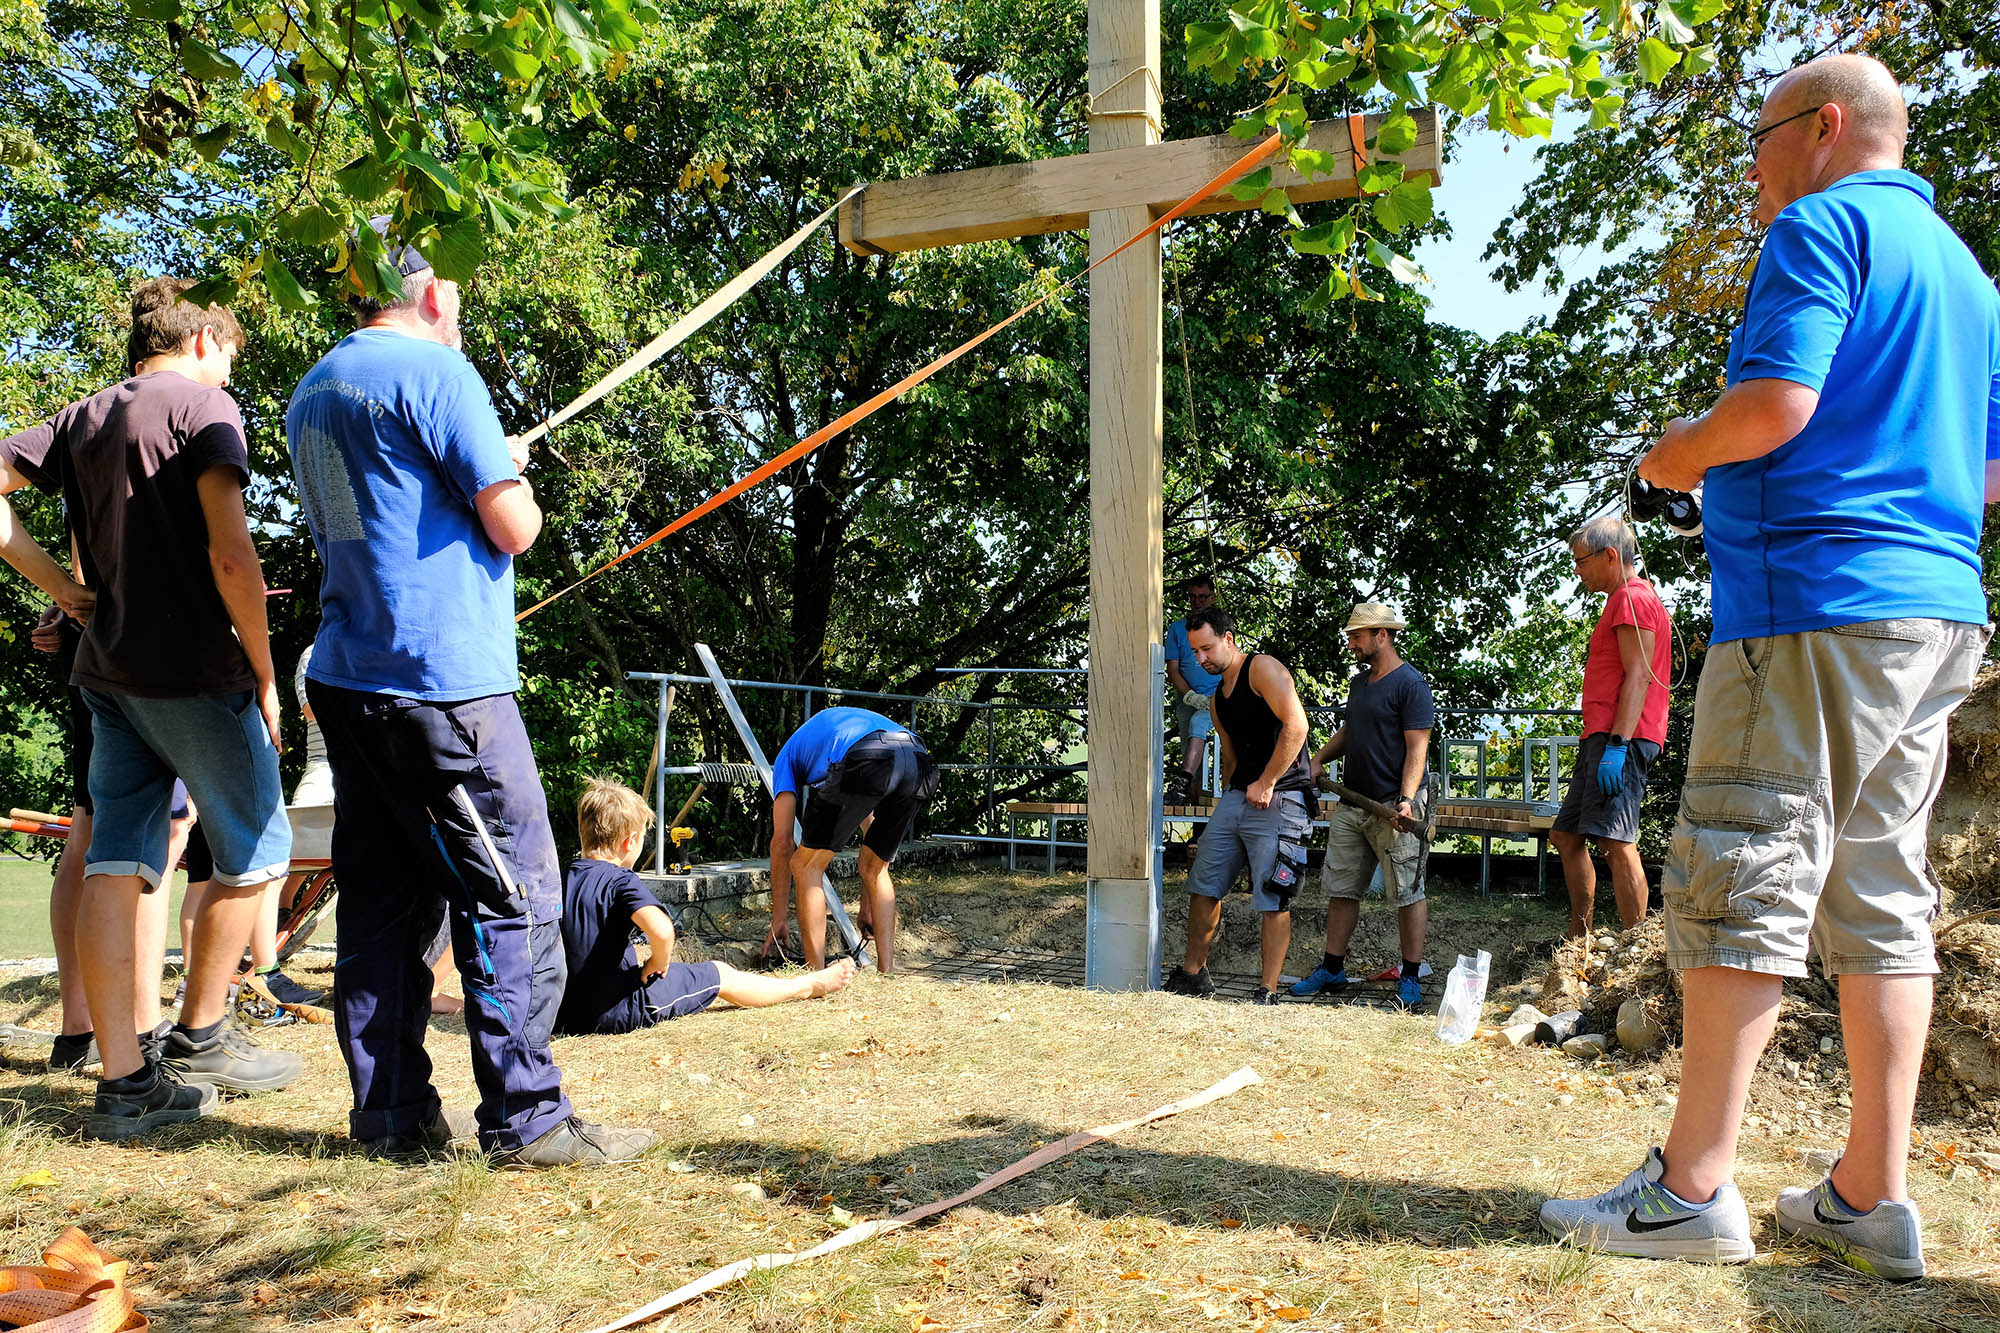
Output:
[0, 857, 193, 960]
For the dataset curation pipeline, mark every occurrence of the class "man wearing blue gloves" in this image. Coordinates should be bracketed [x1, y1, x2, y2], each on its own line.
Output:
[1551, 514, 1672, 939]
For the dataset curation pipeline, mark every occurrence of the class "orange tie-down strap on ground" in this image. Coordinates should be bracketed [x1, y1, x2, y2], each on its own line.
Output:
[517, 131, 1287, 622]
[0, 1228, 147, 1332]
[581, 1065, 1264, 1333]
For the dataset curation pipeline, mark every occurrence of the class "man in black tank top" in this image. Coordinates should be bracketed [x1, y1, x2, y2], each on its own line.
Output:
[1291, 603, 1436, 1010]
[1162, 607, 1315, 1004]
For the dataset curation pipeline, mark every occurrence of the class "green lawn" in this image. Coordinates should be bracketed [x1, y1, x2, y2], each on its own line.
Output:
[0, 856, 193, 960]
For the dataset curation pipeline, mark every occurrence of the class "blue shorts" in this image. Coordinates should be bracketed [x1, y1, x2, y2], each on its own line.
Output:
[82, 689, 291, 889]
[607, 961, 722, 1034]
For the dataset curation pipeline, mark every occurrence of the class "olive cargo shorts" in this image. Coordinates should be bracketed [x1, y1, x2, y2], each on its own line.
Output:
[1664, 618, 1991, 978]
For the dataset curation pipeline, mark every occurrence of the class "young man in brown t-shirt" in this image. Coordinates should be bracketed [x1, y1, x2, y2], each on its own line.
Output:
[0, 279, 301, 1139]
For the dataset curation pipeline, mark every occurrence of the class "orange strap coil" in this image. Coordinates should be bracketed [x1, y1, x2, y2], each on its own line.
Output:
[0, 1229, 147, 1333]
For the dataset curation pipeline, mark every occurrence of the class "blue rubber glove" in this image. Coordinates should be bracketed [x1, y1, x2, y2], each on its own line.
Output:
[1597, 741, 1628, 797]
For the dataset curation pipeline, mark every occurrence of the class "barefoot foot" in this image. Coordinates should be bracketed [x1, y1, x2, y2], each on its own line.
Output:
[810, 958, 858, 998]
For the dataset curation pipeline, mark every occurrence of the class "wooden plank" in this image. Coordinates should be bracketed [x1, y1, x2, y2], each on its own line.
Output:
[839, 109, 1441, 256]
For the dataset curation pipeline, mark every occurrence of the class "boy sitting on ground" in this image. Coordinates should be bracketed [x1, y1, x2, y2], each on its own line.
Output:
[556, 779, 855, 1037]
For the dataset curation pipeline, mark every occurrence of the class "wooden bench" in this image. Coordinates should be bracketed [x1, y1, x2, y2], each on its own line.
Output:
[1005, 795, 1557, 893]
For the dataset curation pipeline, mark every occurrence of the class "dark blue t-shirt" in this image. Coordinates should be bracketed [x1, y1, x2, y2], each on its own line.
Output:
[556, 857, 664, 1036]
[1711, 169, 1999, 642]
[1340, 663, 1435, 802]
[771, 707, 903, 796]
[288, 328, 522, 700]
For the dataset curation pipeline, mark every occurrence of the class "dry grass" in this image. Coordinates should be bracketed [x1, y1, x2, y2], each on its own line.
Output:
[0, 872, 1996, 1332]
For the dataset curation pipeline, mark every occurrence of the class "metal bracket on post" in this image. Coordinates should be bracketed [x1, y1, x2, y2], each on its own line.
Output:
[694, 642, 869, 966]
[1084, 641, 1165, 992]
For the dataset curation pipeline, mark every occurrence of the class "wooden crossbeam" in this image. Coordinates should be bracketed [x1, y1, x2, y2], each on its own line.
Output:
[839, 110, 1440, 256]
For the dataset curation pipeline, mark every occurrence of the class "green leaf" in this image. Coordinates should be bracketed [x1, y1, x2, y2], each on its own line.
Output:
[1225, 165, 1272, 203]
[1241, 26, 1281, 60]
[1290, 214, 1355, 256]
[279, 204, 346, 246]
[180, 276, 240, 308]
[1374, 111, 1418, 156]
[1301, 270, 1342, 312]
[1681, 43, 1718, 78]
[1259, 188, 1296, 220]
[1654, 2, 1695, 45]
[570, 84, 600, 118]
[1636, 37, 1682, 84]
[336, 152, 395, 200]
[190, 122, 235, 162]
[1357, 160, 1404, 194]
[403, 147, 464, 207]
[1587, 93, 1626, 129]
[179, 37, 241, 83]
[261, 250, 319, 309]
[265, 116, 308, 165]
[422, 217, 486, 284]
[127, 0, 182, 18]
[1288, 148, 1340, 178]
[1370, 177, 1434, 230]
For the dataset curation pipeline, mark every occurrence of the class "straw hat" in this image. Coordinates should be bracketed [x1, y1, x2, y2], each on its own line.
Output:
[1343, 602, 1407, 633]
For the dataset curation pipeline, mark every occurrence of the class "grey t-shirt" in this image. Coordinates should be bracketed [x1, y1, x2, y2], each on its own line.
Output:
[1, 372, 254, 697]
[1341, 662, 1436, 802]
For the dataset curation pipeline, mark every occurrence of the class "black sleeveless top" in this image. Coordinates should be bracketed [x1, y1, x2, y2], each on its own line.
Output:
[1214, 653, 1314, 794]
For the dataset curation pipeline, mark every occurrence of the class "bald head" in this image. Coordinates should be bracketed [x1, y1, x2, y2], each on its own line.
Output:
[1771, 53, 1908, 158]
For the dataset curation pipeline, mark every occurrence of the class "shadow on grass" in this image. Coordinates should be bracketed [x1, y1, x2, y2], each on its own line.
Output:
[685, 1118, 1547, 1248]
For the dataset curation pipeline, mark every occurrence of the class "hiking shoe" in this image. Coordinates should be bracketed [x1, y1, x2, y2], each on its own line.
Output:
[258, 970, 324, 1007]
[362, 1106, 480, 1160]
[1775, 1177, 1925, 1280]
[1288, 965, 1349, 997]
[1161, 965, 1215, 998]
[49, 1030, 99, 1074]
[1249, 986, 1283, 1006]
[160, 1022, 304, 1095]
[489, 1116, 657, 1169]
[1165, 773, 1194, 806]
[1539, 1147, 1755, 1264]
[1396, 975, 1424, 1010]
[88, 1063, 218, 1141]
[138, 1019, 173, 1067]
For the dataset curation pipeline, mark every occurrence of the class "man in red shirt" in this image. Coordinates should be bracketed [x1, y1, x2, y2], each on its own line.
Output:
[1554, 515, 1673, 938]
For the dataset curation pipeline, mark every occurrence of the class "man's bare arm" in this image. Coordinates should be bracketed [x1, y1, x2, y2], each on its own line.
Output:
[1986, 457, 1999, 504]
[196, 468, 280, 747]
[1611, 623, 1657, 742]
[1637, 378, 1819, 493]
[1250, 656, 1309, 790]
[1399, 729, 1431, 801]
[0, 491, 93, 621]
[473, 476, 542, 555]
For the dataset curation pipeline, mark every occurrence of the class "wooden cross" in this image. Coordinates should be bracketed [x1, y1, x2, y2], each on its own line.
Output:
[839, 0, 1441, 991]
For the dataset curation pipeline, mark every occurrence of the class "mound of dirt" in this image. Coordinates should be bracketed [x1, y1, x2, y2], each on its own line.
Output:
[1534, 666, 2000, 1145]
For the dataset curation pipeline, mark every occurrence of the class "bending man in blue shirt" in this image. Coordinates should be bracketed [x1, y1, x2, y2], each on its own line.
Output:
[763, 706, 940, 973]
[1542, 54, 1999, 1279]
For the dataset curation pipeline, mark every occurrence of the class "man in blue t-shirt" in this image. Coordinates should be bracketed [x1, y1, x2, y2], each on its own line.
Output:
[763, 706, 939, 973]
[1163, 575, 1222, 805]
[288, 222, 651, 1169]
[1543, 55, 1998, 1279]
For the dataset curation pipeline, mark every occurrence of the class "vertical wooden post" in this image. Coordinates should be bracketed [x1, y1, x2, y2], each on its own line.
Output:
[1083, 0, 1165, 991]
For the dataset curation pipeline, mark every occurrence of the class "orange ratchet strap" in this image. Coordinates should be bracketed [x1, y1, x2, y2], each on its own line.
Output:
[0, 1229, 147, 1332]
[517, 132, 1287, 622]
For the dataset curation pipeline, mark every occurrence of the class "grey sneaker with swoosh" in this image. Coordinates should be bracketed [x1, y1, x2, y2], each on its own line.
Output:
[1540, 1147, 1755, 1264]
[1775, 1178, 1925, 1280]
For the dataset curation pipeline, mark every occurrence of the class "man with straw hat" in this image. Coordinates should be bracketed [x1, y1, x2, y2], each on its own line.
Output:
[1292, 602, 1435, 1010]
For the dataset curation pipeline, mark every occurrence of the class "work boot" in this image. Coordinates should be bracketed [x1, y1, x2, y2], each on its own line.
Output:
[1395, 974, 1424, 1010]
[137, 1019, 174, 1068]
[1249, 986, 1283, 1006]
[1165, 772, 1194, 806]
[88, 1063, 218, 1141]
[361, 1106, 480, 1160]
[1775, 1176, 1926, 1280]
[1539, 1147, 1755, 1264]
[160, 1021, 304, 1094]
[1161, 965, 1215, 998]
[48, 1030, 99, 1074]
[489, 1116, 657, 1169]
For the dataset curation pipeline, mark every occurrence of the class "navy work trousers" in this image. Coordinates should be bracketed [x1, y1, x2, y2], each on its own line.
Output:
[306, 681, 572, 1151]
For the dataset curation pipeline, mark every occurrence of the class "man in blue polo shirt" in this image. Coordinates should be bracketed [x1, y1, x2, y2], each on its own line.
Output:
[290, 222, 652, 1168]
[762, 706, 939, 973]
[1542, 54, 1998, 1277]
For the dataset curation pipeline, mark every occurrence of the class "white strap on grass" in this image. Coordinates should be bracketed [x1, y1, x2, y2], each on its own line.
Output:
[581, 1064, 1264, 1333]
[514, 183, 867, 451]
